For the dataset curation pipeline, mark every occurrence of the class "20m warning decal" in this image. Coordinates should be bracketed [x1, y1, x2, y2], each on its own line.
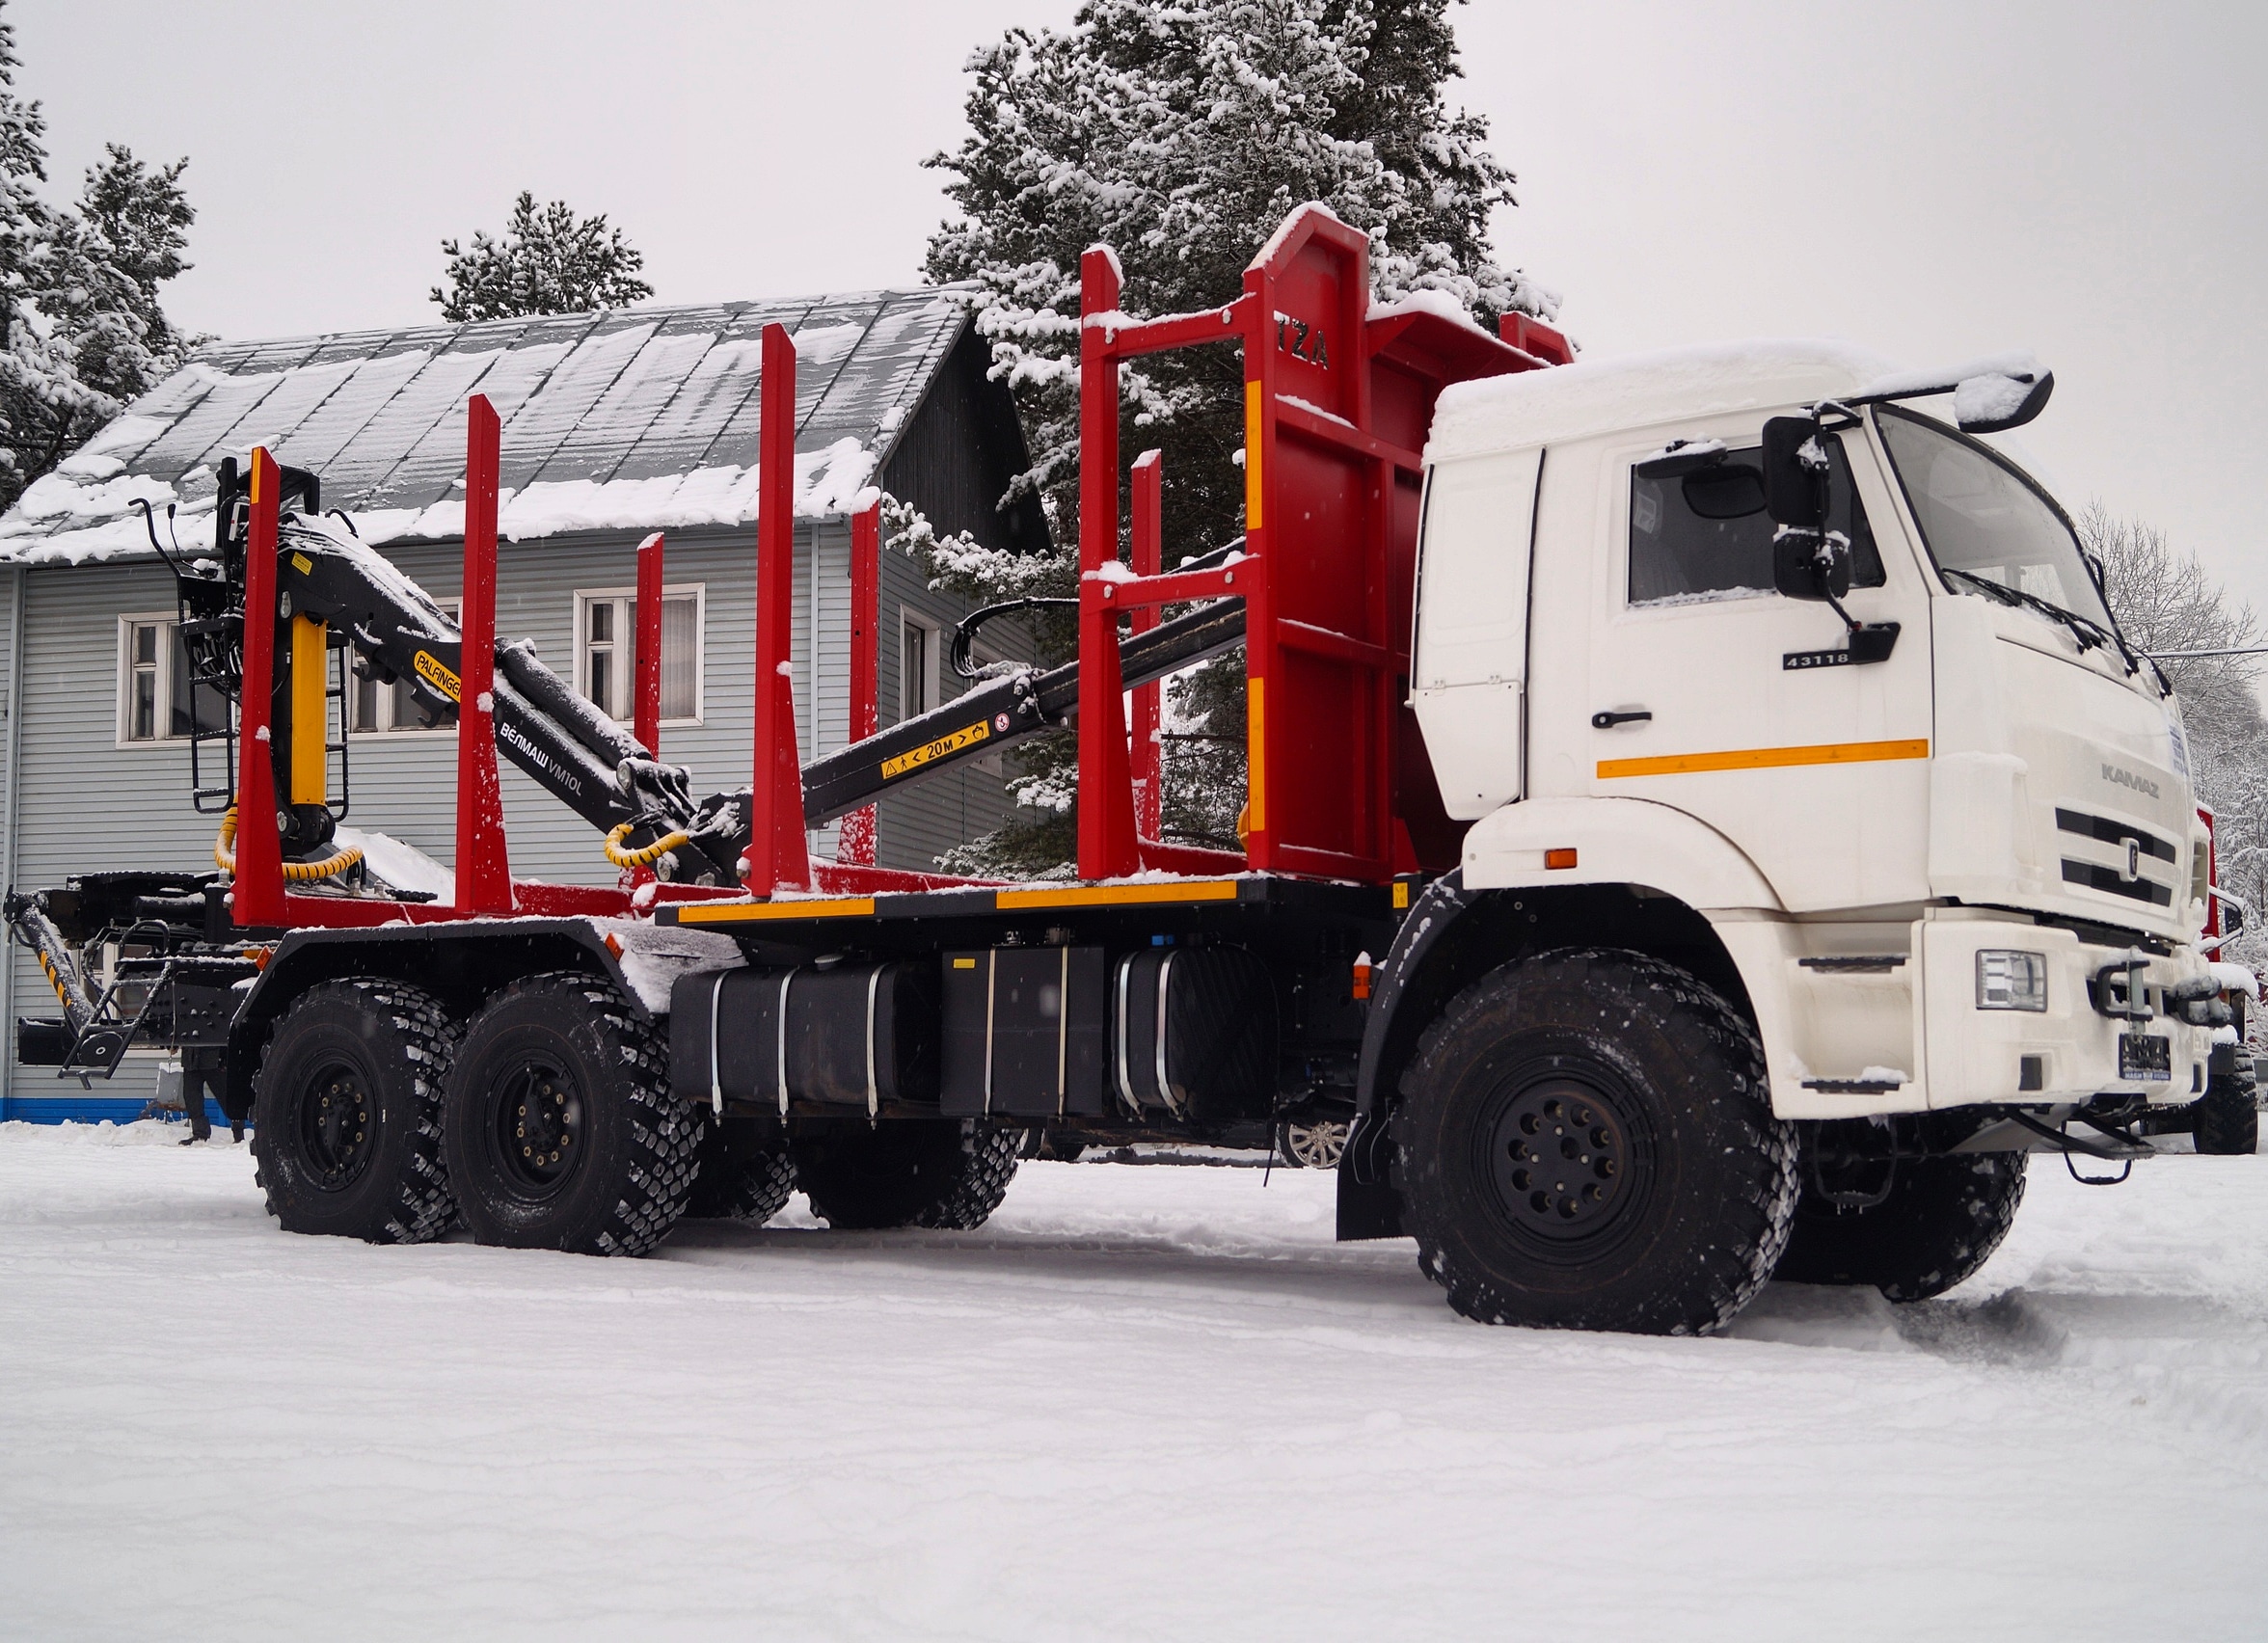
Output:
[880, 719, 989, 780]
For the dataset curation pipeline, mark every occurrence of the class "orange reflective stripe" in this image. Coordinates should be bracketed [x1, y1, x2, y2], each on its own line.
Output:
[1598, 738, 1930, 780]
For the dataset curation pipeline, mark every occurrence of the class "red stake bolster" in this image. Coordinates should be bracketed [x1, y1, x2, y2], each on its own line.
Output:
[634, 531, 664, 756]
[231, 448, 287, 928]
[454, 394, 514, 915]
[837, 499, 882, 867]
[1130, 449, 1163, 841]
[749, 324, 814, 893]
[1076, 247, 1141, 880]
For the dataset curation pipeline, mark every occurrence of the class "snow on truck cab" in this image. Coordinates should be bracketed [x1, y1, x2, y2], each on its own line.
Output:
[7, 204, 2243, 1340]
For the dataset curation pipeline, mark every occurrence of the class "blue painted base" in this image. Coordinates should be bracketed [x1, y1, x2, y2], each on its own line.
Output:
[0, 1096, 236, 1127]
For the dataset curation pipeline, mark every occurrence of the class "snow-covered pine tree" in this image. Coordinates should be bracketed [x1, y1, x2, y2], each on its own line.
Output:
[431, 193, 654, 322]
[921, 0, 1556, 875]
[0, 2, 197, 514]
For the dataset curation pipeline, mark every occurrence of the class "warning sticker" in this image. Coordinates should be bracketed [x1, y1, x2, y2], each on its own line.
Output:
[881, 719, 988, 779]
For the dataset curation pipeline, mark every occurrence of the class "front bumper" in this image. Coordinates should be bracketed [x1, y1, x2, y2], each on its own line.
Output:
[1721, 910, 2216, 1120]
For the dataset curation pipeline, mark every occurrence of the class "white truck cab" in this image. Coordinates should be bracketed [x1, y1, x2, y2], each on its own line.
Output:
[1411, 342, 2216, 1140]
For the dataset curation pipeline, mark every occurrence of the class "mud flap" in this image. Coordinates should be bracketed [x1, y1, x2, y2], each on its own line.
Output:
[1335, 1108, 1405, 1240]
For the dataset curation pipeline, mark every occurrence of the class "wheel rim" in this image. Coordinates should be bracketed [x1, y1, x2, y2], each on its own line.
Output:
[297, 1060, 375, 1191]
[484, 1055, 585, 1200]
[1284, 1121, 1347, 1169]
[1477, 1061, 1656, 1261]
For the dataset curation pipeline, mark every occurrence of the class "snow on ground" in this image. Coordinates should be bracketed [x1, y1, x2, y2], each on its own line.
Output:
[2, 1124, 2262, 1642]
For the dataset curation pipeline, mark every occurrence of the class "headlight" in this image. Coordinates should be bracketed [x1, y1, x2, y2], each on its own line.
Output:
[1977, 950, 2047, 1011]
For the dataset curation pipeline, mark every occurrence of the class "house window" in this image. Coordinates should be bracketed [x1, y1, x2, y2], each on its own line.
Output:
[119, 616, 230, 743]
[575, 586, 703, 724]
[901, 610, 940, 720]
[350, 602, 460, 734]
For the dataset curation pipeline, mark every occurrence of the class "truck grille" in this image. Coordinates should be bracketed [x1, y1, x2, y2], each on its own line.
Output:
[2057, 808, 2177, 907]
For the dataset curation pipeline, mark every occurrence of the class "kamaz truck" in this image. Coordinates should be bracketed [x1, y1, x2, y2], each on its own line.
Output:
[9, 205, 2243, 1335]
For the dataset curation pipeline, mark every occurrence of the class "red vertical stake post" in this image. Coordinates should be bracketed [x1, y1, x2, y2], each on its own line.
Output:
[231, 447, 287, 928]
[1076, 246, 1140, 880]
[1129, 449, 1163, 841]
[1237, 257, 1275, 872]
[837, 499, 881, 866]
[454, 394, 514, 916]
[750, 323, 814, 893]
[634, 531, 664, 756]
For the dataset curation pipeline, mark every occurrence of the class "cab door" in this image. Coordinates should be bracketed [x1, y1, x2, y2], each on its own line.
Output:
[1582, 422, 1933, 911]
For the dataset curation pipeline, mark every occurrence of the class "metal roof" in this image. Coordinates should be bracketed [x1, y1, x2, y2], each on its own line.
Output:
[0, 287, 977, 566]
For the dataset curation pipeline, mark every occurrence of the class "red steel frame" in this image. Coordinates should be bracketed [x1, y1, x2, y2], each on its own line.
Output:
[223, 205, 1567, 932]
[634, 530, 665, 758]
[1074, 204, 1566, 886]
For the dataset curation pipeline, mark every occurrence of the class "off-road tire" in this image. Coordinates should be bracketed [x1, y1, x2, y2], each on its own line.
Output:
[251, 979, 455, 1244]
[1397, 949, 1798, 1334]
[792, 1118, 1020, 1230]
[688, 1115, 796, 1223]
[1775, 1151, 2026, 1301]
[442, 971, 703, 1256]
[2191, 1079, 2258, 1156]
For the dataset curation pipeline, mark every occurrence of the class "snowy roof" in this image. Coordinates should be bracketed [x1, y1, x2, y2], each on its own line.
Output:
[0, 287, 979, 566]
[1426, 339, 1897, 464]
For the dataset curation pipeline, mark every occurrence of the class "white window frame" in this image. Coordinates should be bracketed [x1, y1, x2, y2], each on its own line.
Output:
[116, 613, 230, 748]
[900, 606, 942, 722]
[572, 583, 706, 727]
[349, 600, 461, 737]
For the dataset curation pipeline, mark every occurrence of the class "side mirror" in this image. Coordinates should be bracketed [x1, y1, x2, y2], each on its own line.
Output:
[2226, 900, 2248, 938]
[1774, 530, 1851, 603]
[1760, 417, 1823, 526]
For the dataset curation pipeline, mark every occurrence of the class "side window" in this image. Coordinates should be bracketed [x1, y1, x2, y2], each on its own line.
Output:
[574, 587, 704, 724]
[119, 617, 230, 743]
[1628, 438, 1883, 606]
[900, 610, 939, 719]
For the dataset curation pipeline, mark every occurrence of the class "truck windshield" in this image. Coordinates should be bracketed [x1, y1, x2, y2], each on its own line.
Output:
[1877, 406, 2116, 631]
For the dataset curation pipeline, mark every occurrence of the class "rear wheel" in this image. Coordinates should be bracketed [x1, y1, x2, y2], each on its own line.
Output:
[1775, 1150, 2026, 1301]
[1397, 949, 1797, 1334]
[688, 1116, 796, 1224]
[792, 1118, 1019, 1230]
[251, 979, 455, 1244]
[443, 971, 703, 1255]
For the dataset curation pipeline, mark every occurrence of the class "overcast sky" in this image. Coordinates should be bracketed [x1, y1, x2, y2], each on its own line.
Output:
[18, 1, 2266, 609]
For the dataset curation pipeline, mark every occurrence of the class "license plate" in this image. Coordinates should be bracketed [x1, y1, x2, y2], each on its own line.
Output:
[2119, 1033, 2173, 1081]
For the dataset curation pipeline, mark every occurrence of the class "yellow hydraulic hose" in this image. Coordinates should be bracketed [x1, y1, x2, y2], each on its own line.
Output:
[213, 805, 364, 883]
[605, 821, 692, 871]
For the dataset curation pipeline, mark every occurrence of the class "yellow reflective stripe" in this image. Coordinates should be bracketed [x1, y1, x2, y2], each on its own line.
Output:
[1245, 674, 1265, 834]
[1598, 738, 1930, 780]
[672, 897, 877, 924]
[1243, 380, 1263, 531]
[995, 879, 1241, 910]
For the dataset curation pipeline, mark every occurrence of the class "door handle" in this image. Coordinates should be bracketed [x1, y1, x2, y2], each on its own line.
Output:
[1591, 710, 1652, 729]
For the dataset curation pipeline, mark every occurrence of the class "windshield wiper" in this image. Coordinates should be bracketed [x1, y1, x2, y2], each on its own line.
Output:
[1939, 566, 2140, 676]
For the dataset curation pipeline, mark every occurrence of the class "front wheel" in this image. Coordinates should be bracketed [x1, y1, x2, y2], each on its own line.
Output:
[792, 1119, 1020, 1230]
[443, 972, 704, 1255]
[1774, 1147, 2026, 1301]
[1396, 949, 1797, 1334]
[2191, 1077, 2258, 1156]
